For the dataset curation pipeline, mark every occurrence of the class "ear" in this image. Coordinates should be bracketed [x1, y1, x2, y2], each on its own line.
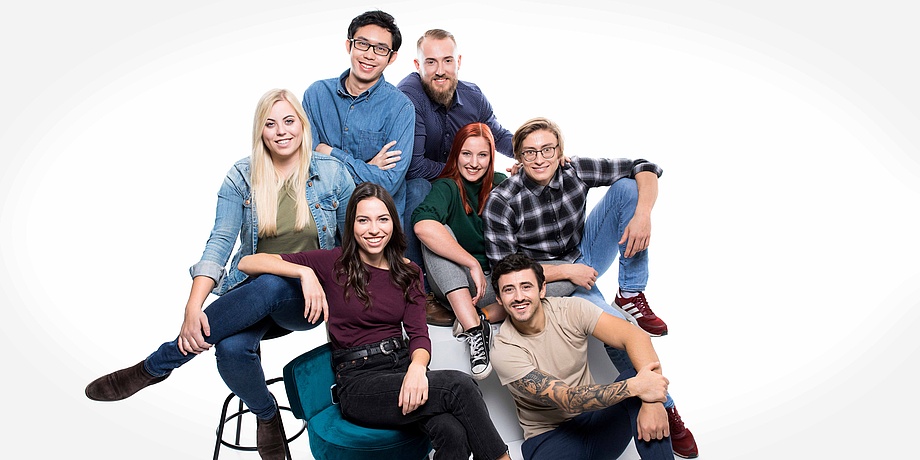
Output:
[387, 51, 398, 65]
[456, 54, 462, 70]
[414, 58, 421, 72]
[345, 39, 352, 53]
[539, 283, 547, 299]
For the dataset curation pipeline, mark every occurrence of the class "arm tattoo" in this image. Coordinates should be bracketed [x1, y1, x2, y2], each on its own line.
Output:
[508, 369, 632, 414]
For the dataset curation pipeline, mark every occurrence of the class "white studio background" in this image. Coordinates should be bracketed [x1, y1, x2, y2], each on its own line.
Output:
[2, 1, 918, 458]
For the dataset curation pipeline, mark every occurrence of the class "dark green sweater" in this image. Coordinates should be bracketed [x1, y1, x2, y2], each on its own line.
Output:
[411, 172, 507, 272]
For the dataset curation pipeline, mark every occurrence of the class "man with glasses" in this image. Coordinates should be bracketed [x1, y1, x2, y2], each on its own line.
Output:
[482, 117, 698, 458]
[302, 10, 415, 218]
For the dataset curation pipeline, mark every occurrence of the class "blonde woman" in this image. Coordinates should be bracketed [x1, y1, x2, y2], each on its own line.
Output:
[85, 89, 355, 459]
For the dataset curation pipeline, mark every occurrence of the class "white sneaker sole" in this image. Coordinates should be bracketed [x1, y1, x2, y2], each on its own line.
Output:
[610, 301, 664, 337]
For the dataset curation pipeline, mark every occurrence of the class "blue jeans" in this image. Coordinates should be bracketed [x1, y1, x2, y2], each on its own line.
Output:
[143, 274, 321, 420]
[567, 180, 673, 408]
[521, 369, 672, 460]
[333, 346, 508, 460]
[405, 178, 432, 289]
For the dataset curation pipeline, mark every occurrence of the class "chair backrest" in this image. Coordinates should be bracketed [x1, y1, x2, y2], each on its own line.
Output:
[283, 342, 335, 421]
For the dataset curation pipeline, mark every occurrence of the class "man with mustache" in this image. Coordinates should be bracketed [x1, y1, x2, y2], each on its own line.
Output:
[397, 28, 516, 324]
[489, 253, 685, 460]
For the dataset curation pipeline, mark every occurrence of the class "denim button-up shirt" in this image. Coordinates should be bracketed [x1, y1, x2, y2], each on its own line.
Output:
[189, 154, 356, 295]
[302, 70, 415, 219]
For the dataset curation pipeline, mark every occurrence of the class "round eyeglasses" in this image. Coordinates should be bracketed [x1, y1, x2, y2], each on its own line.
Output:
[521, 145, 558, 162]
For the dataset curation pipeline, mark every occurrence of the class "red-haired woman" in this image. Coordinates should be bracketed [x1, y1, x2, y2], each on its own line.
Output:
[410, 122, 507, 380]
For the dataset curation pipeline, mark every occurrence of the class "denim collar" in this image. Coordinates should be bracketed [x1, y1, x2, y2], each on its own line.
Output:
[335, 68, 388, 101]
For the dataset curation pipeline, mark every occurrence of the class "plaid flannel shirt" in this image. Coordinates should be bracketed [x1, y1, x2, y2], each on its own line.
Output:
[483, 157, 663, 267]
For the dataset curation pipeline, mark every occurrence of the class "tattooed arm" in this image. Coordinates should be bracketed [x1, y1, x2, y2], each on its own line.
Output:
[507, 364, 668, 415]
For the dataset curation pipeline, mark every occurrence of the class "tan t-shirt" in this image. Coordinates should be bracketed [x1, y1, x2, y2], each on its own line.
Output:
[491, 296, 603, 439]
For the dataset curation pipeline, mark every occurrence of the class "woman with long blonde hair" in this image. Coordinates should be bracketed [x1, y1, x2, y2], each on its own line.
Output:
[85, 89, 355, 459]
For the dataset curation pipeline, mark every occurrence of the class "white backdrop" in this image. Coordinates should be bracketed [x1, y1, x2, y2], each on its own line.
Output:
[2, 1, 918, 458]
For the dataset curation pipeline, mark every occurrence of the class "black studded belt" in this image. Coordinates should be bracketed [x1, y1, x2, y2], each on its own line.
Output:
[332, 336, 406, 366]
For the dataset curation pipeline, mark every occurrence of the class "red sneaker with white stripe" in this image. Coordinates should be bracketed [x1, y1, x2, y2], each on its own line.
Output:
[612, 290, 668, 336]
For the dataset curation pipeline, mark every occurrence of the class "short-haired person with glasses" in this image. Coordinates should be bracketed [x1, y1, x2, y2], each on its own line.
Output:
[482, 117, 698, 458]
[302, 10, 415, 219]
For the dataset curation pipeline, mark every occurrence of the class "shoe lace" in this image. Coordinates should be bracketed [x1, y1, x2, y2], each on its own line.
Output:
[668, 407, 686, 432]
[632, 293, 656, 316]
[468, 331, 487, 362]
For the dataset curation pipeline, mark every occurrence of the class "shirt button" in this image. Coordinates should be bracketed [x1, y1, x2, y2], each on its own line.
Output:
[308, 181, 313, 187]
[315, 203, 321, 209]
[322, 226, 327, 231]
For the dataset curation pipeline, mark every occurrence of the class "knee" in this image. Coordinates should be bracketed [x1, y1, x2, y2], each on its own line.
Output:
[214, 334, 258, 364]
[610, 177, 638, 196]
[608, 177, 638, 208]
[430, 370, 482, 400]
[246, 274, 298, 298]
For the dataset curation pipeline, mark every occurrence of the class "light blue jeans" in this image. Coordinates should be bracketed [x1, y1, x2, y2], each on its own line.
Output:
[564, 179, 674, 408]
[143, 274, 321, 420]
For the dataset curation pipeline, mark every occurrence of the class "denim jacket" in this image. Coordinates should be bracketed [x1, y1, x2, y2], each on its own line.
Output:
[189, 154, 356, 295]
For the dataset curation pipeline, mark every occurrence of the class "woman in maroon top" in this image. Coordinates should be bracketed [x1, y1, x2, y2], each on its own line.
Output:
[239, 182, 510, 460]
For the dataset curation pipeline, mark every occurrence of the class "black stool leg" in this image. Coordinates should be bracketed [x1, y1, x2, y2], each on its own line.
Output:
[213, 378, 305, 459]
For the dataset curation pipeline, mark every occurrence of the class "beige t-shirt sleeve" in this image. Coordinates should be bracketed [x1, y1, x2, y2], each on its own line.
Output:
[491, 296, 604, 439]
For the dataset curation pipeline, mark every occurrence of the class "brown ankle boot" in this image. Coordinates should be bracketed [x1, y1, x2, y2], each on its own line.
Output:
[256, 411, 287, 460]
[84, 361, 169, 402]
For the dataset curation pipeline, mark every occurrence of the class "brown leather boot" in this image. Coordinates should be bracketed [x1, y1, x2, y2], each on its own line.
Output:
[425, 293, 455, 327]
[84, 361, 169, 402]
[256, 411, 287, 460]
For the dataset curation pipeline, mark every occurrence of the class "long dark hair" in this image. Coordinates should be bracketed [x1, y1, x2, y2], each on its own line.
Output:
[436, 122, 497, 215]
[335, 182, 421, 308]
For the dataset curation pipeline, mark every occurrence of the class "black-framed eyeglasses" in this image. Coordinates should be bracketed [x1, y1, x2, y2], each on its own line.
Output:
[349, 38, 393, 57]
[521, 145, 558, 162]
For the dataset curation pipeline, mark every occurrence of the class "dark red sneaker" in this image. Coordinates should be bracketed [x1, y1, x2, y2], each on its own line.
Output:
[613, 291, 668, 336]
[668, 405, 699, 458]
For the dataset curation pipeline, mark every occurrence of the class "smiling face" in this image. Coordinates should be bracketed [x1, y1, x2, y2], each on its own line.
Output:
[496, 268, 547, 326]
[519, 129, 560, 186]
[353, 197, 393, 265]
[346, 24, 396, 90]
[415, 36, 460, 107]
[261, 100, 303, 161]
[457, 135, 490, 183]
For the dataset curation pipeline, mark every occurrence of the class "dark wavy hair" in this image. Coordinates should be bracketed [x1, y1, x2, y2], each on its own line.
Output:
[335, 182, 420, 308]
[490, 253, 546, 295]
[436, 122, 497, 215]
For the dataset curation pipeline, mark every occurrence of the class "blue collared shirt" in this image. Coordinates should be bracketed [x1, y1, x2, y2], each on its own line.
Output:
[303, 70, 415, 218]
[189, 154, 355, 295]
[397, 72, 514, 181]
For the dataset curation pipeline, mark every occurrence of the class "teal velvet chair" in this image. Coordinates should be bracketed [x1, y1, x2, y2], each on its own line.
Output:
[282, 343, 432, 460]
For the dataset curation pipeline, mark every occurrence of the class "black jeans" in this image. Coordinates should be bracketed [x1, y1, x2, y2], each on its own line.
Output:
[333, 346, 508, 460]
